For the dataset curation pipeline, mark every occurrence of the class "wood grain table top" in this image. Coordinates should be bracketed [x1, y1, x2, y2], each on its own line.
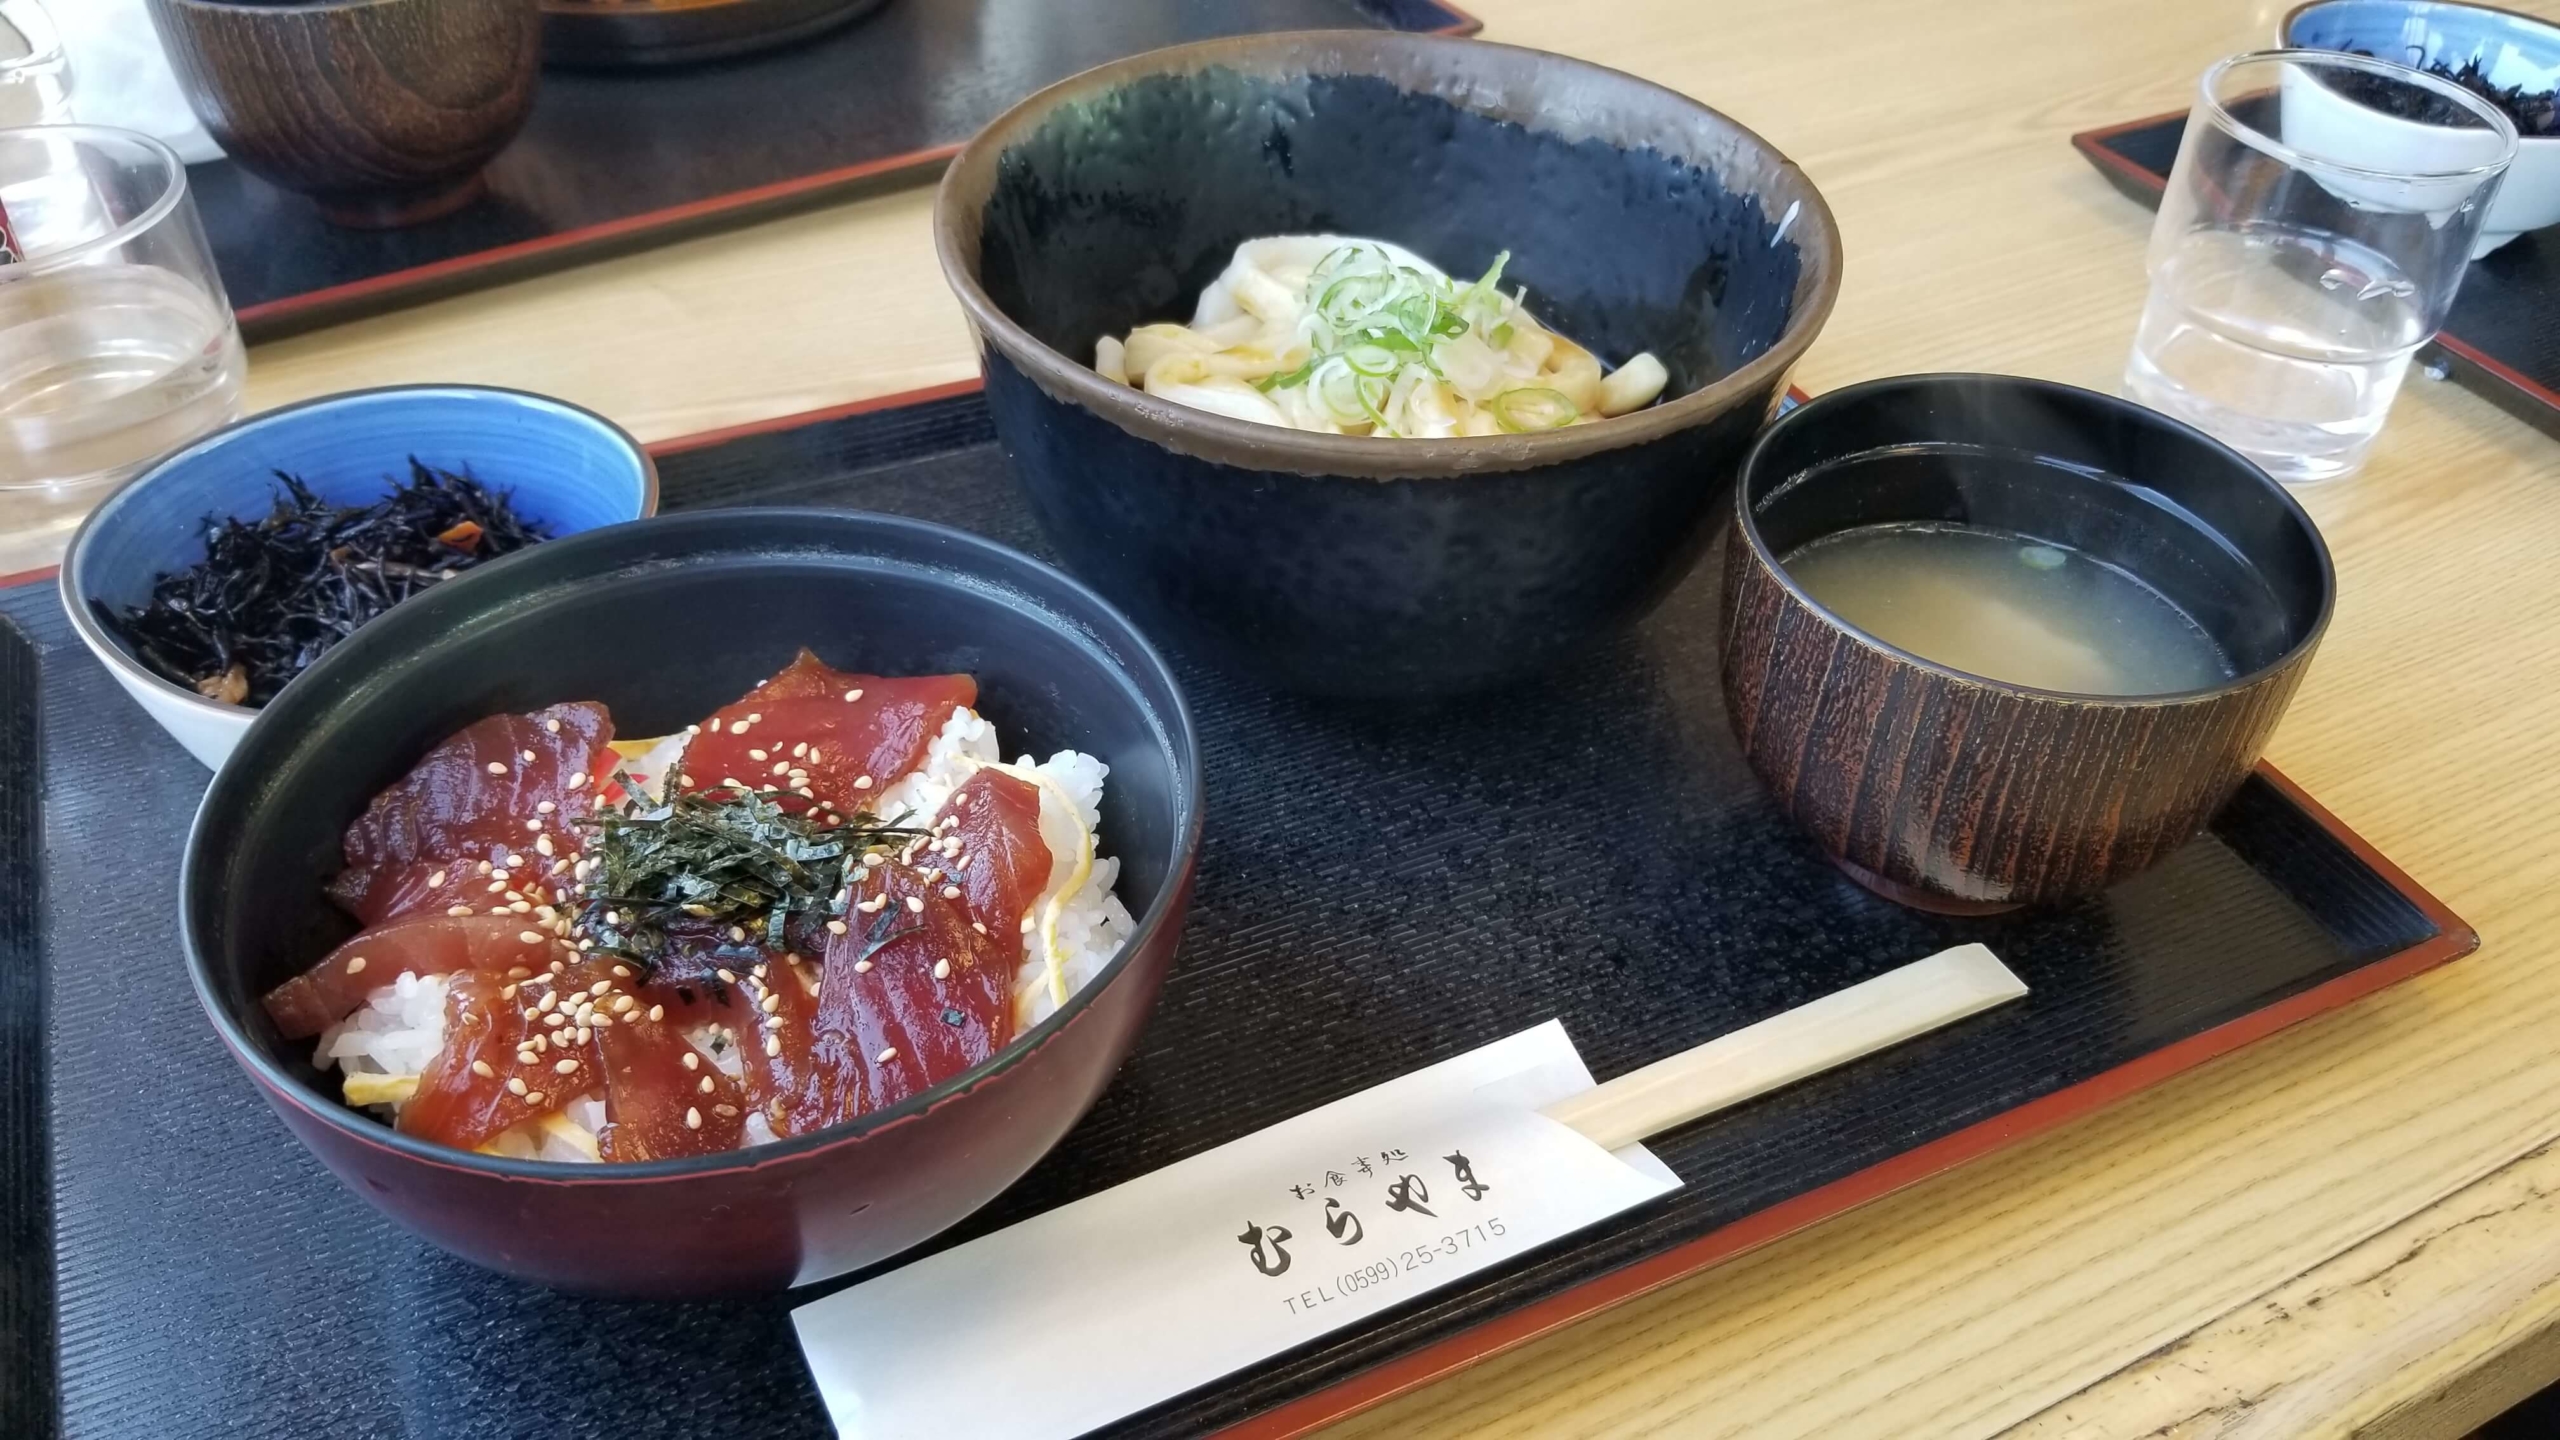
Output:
[211, 0, 2560, 1433]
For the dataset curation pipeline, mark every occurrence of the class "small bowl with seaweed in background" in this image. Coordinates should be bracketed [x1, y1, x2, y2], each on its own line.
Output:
[2286, 0, 2560, 255]
[62, 386, 657, 770]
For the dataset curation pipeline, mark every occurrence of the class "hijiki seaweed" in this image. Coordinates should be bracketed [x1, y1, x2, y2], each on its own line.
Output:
[2336, 51, 2560, 137]
[98, 462, 548, 707]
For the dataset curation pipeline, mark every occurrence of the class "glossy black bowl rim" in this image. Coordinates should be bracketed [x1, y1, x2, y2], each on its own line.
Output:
[60, 382, 661, 729]
[934, 29, 1844, 481]
[1733, 372, 2338, 706]
[179, 508, 1205, 1185]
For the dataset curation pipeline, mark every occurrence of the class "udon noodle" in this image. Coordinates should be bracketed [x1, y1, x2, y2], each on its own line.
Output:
[1093, 236, 1669, 438]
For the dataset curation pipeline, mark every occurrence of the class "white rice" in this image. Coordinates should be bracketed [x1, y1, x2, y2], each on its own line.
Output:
[310, 705, 1135, 1160]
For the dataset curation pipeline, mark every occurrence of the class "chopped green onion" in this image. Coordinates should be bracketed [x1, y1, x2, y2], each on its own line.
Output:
[1491, 387, 1579, 432]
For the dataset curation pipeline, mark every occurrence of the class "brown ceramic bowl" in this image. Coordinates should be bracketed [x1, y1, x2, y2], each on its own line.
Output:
[936, 31, 1841, 697]
[1721, 374, 2333, 913]
[180, 510, 1201, 1296]
[148, 0, 540, 228]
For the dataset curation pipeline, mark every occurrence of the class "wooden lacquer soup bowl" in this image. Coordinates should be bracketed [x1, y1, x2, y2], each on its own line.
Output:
[1721, 375, 2334, 912]
[180, 510, 1201, 1297]
[936, 31, 1841, 698]
[149, 0, 539, 228]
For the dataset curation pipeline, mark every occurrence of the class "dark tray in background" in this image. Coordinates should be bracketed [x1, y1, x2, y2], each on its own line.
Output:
[2074, 108, 2560, 443]
[0, 385, 2475, 1440]
[201, 0, 1481, 341]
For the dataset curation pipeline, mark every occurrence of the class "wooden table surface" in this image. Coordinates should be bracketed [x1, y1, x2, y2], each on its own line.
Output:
[226, 0, 2560, 1434]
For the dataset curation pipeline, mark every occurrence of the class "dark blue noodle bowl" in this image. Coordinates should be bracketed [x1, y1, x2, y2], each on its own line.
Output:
[935, 31, 1844, 698]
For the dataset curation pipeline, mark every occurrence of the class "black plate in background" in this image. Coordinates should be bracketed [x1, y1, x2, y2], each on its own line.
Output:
[541, 0, 892, 69]
[2073, 108, 2560, 444]
[0, 388, 2466, 1439]
[197, 0, 1481, 341]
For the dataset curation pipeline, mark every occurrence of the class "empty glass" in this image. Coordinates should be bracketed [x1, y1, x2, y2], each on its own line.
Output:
[2124, 50, 2516, 485]
[0, 0, 71, 129]
[0, 124, 245, 575]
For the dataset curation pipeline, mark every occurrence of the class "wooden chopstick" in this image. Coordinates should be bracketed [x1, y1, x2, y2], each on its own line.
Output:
[1541, 944, 2028, 1152]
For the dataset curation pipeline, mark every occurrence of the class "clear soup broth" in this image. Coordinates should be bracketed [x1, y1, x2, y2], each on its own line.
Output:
[1780, 522, 2235, 696]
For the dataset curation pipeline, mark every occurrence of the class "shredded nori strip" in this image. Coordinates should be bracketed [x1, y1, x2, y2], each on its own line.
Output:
[96, 461, 548, 707]
[573, 785, 928, 976]
[2331, 51, 2560, 137]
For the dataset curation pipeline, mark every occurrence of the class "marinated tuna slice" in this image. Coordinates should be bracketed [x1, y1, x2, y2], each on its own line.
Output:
[593, 1004, 747, 1161]
[784, 769, 1050, 1131]
[263, 914, 570, 1039]
[700, 955, 823, 1139]
[679, 651, 974, 819]
[399, 969, 601, 1152]
[329, 702, 615, 926]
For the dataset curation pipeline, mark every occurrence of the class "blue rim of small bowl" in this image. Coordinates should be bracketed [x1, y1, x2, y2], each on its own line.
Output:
[60, 383, 661, 730]
[180, 507, 1206, 1184]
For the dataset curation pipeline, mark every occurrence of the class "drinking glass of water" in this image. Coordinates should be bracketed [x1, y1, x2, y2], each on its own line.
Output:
[0, 0, 73, 128]
[2124, 50, 2516, 485]
[0, 125, 245, 575]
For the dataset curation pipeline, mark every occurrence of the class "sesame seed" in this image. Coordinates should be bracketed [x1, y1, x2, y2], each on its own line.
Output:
[427, 869, 448, 888]
[502, 853, 523, 868]
[648, 1005, 665, 1022]
[716, 967, 737, 983]
[764, 1035, 782, 1057]
[685, 1107, 702, 1130]
[520, 749, 536, 763]
[488, 762, 509, 775]
[567, 771, 587, 790]
[478, 861, 495, 875]
[545, 718, 561, 734]
[826, 920, 848, 935]
[507, 966, 532, 979]
[524, 819, 543, 832]
[516, 1048, 538, 1064]
[698, 1075, 715, 1094]
[574, 1026, 590, 1043]
[345, 956, 368, 975]
[543, 1013, 566, 1028]
[854, 775, 874, 790]
[554, 1058, 579, 1075]
[518, 930, 544, 944]
[502, 984, 519, 1000]
[681, 1052, 700, 1071]
[486, 881, 506, 894]
[932, 959, 951, 979]
[906, 896, 925, 914]
[714, 1104, 739, 1118]
[1021, 915, 1036, 934]
[748, 748, 768, 762]
[508, 902, 530, 914]
[971, 921, 987, 935]
[729, 925, 747, 943]
[448, 905, 474, 917]
[471, 1059, 495, 1078]
[535, 835, 555, 857]
[943, 885, 962, 900]
[760, 993, 782, 1013]
[770, 761, 790, 775]
[614, 995, 636, 1013]
[876, 1046, 898, 1063]
[721, 777, 745, 791]
[707, 717, 724, 733]
[747, 712, 762, 723]
[589, 980, 611, 996]
[853, 960, 872, 974]
[524, 1090, 545, 1107]
[507, 1077, 529, 1096]
[843, 688, 862, 702]
[861, 853, 884, 868]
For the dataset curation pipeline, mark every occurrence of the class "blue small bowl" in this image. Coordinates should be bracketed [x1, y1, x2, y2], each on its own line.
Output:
[2285, 1, 2560, 252]
[61, 385, 658, 770]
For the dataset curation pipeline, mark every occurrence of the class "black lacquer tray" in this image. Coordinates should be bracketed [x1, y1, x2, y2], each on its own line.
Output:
[0, 384, 2474, 1440]
[197, 0, 1480, 343]
[2075, 108, 2560, 443]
